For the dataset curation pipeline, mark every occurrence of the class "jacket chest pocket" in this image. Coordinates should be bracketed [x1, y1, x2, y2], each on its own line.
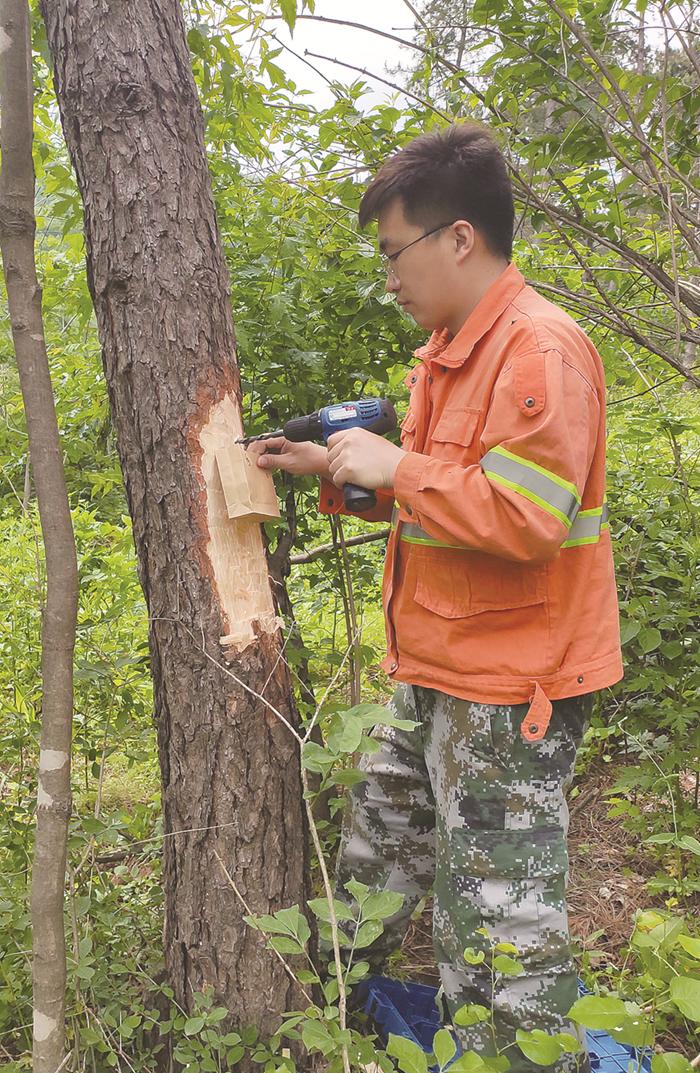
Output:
[430, 406, 481, 462]
[414, 547, 546, 619]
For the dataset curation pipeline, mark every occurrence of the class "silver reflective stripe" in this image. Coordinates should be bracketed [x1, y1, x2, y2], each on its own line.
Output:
[391, 509, 468, 550]
[562, 503, 610, 548]
[391, 503, 608, 552]
[480, 445, 580, 529]
[400, 522, 468, 550]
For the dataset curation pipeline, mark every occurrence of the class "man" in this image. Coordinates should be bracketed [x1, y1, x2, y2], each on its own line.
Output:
[249, 122, 622, 1071]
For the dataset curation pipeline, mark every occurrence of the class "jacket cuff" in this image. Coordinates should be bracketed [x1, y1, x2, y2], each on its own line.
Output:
[393, 452, 430, 512]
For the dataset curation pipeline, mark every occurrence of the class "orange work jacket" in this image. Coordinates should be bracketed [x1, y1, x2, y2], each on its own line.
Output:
[320, 263, 622, 738]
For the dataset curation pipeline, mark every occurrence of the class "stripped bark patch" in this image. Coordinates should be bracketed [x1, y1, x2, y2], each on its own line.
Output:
[197, 392, 281, 650]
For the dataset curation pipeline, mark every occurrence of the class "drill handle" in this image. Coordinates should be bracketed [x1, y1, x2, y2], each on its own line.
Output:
[343, 483, 377, 513]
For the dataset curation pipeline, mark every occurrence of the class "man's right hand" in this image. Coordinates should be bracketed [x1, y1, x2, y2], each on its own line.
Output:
[246, 436, 331, 480]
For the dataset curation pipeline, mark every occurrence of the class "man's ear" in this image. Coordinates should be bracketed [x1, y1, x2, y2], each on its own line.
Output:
[452, 219, 475, 263]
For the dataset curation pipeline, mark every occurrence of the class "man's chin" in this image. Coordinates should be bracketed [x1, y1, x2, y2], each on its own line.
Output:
[413, 312, 440, 331]
[402, 305, 425, 327]
[399, 303, 440, 332]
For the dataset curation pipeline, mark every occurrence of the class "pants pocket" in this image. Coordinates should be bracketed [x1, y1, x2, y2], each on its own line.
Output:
[447, 826, 572, 971]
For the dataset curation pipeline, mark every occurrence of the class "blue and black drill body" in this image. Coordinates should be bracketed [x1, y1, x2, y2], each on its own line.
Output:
[239, 398, 397, 513]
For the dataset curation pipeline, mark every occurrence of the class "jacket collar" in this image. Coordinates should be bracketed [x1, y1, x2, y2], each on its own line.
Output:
[413, 262, 526, 369]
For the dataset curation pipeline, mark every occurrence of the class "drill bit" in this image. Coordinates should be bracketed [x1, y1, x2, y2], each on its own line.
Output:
[236, 429, 284, 447]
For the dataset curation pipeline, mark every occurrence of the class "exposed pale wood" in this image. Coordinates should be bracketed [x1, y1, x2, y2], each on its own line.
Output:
[199, 396, 281, 648]
[215, 443, 280, 524]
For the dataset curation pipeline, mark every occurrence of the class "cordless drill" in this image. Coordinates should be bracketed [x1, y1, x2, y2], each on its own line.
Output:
[238, 398, 397, 513]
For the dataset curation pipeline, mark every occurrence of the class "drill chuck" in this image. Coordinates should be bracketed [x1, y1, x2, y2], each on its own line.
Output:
[282, 412, 324, 442]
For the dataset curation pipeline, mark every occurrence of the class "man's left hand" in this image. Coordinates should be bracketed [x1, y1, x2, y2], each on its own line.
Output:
[327, 428, 405, 490]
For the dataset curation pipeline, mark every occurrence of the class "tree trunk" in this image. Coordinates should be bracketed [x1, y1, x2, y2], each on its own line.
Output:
[0, 2, 79, 1071]
[40, 0, 309, 1034]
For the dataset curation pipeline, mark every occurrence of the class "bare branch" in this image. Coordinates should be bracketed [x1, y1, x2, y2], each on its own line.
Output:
[291, 527, 390, 564]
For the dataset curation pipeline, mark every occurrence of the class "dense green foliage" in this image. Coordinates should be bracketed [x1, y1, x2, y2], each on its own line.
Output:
[1, 0, 698, 1069]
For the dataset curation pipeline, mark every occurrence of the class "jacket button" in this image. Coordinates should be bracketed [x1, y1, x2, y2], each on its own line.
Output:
[524, 396, 536, 408]
[529, 724, 539, 736]
[390, 661, 398, 672]
[577, 675, 584, 684]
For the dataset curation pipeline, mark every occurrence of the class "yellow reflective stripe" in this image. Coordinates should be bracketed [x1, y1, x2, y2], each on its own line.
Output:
[561, 504, 609, 548]
[392, 514, 469, 550]
[401, 532, 469, 550]
[489, 445, 580, 502]
[483, 472, 574, 529]
[481, 446, 580, 529]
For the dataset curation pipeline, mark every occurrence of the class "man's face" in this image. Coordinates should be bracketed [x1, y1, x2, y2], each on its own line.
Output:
[377, 199, 467, 333]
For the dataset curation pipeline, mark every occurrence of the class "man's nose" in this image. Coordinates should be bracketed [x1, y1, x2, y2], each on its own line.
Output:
[385, 272, 400, 294]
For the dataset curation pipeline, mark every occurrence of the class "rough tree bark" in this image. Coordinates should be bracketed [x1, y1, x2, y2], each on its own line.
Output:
[0, 2, 79, 1071]
[40, 0, 309, 1035]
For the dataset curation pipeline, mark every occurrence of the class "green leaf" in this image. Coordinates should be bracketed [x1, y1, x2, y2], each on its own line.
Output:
[206, 1007, 228, 1024]
[344, 878, 370, 904]
[632, 913, 685, 951]
[360, 890, 404, 921]
[463, 947, 486, 965]
[638, 627, 662, 654]
[301, 1018, 335, 1055]
[670, 976, 700, 1022]
[326, 716, 364, 755]
[652, 1053, 694, 1073]
[184, 1016, 205, 1036]
[275, 905, 311, 942]
[354, 919, 384, 948]
[386, 1033, 429, 1073]
[333, 769, 368, 789]
[555, 1032, 581, 1053]
[307, 897, 355, 923]
[453, 1003, 490, 1027]
[516, 1029, 563, 1065]
[432, 1028, 457, 1069]
[678, 835, 700, 857]
[269, 936, 303, 954]
[447, 1054, 488, 1073]
[346, 960, 370, 982]
[279, 0, 296, 34]
[80, 1026, 103, 1046]
[678, 934, 700, 959]
[568, 994, 628, 1030]
[494, 942, 518, 955]
[619, 619, 640, 644]
[609, 1006, 653, 1049]
[301, 741, 334, 773]
[493, 954, 524, 976]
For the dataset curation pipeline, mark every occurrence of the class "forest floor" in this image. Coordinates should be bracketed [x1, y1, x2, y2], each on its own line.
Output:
[396, 761, 699, 1056]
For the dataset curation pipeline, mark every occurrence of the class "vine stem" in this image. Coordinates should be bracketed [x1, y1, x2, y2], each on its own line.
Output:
[301, 766, 351, 1073]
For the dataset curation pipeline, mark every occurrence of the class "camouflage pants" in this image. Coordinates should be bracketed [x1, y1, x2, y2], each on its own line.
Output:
[335, 683, 592, 1073]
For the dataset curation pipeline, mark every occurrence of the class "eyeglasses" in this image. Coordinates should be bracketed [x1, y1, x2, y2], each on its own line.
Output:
[379, 221, 455, 280]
